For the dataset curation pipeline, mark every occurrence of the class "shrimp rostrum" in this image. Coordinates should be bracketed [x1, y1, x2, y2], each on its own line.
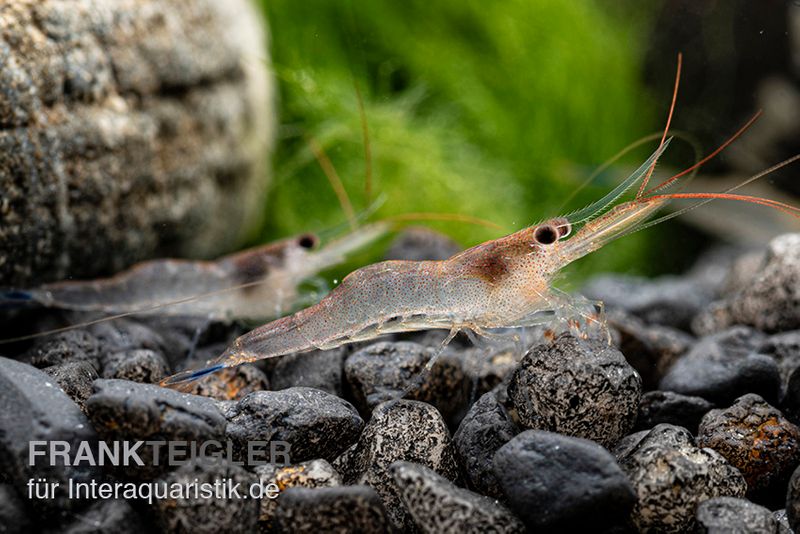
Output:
[163, 62, 800, 387]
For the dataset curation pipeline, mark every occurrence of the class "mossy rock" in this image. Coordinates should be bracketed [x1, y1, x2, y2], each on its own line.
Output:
[0, 0, 273, 286]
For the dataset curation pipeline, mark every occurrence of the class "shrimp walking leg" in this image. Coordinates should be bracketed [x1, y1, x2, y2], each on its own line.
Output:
[400, 326, 460, 399]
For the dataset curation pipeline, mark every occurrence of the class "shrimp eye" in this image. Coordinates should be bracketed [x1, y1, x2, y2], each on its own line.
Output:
[534, 225, 558, 245]
[298, 234, 317, 249]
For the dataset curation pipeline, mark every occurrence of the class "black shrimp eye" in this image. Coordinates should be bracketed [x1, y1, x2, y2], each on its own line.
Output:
[297, 234, 318, 249]
[534, 225, 558, 245]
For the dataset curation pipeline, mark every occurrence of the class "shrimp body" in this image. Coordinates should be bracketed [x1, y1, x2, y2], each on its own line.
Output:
[163, 225, 569, 384]
[4, 223, 388, 322]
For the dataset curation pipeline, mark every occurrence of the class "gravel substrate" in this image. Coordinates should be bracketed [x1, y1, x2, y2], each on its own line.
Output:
[2, 231, 800, 532]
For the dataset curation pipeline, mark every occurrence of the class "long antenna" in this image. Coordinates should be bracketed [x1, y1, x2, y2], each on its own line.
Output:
[637, 52, 682, 198]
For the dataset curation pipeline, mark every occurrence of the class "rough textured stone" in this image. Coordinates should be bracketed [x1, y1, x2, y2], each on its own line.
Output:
[151, 456, 259, 533]
[270, 347, 347, 397]
[345, 341, 468, 422]
[635, 390, 714, 434]
[390, 461, 524, 533]
[608, 309, 694, 389]
[618, 424, 747, 533]
[254, 460, 341, 531]
[0, 484, 31, 534]
[43, 359, 98, 411]
[185, 363, 269, 401]
[787, 464, 800, 532]
[759, 330, 800, 394]
[85, 378, 226, 477]
[698, 394, 800, 494]
[101, 348, 168, 383]
[492, 430, 636, 532]
[774, 509, 793, 534]
[455, 344, 520, 400]
[453, 390, 518, 500]
[335, 400, 461, 530]
[659, 326, 778, 405]
[57, 499, 149, 534]
[24, 329, 101, 368]
[0, 0, 273, 287]
[0, 357, 101, 515]
[275, 485, 390, 534]
[222, 387, 363, 464]
[695, 497, 780, 534]
[508, 333, 641, 448]
[728, 234, 800, 333]
[582, 273, 713, 330]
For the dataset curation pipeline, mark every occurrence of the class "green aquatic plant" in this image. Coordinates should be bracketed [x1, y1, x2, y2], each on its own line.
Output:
[257, 0, 670, 279]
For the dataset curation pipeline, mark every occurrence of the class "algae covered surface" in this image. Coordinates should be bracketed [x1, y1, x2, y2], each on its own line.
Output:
[255, 0, 675, 280]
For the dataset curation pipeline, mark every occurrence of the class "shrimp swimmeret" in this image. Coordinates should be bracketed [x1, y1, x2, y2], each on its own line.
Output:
[162, 57, 800, 387]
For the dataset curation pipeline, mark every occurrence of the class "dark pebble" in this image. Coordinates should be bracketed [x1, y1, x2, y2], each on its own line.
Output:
[508, 333, 641, 448]
[270, 347, 347, 397]
[0, 484, 31, 534]
[151, 456, 259, 533]
[608, 309, 694, 389]
[254, 459, 341, 530]
[344, 341, 468, 423]
[618, 424, 746, 533]
[727, 233, 800, 333]
[453, 390, 518, 500]
[101, 348, 169, 383]
[275, 485, 390, 534]
[695, 497, 780, 534]
[56, 499, 149, 534]
[179, 344, 270, 400]
[635, 390, 714, 434]
[774, 509, 793, 534]
[89, 319, 168, 359]
[85, 379, 227, 477]
[582, 273, 712, 331]
[24, 329, 101, 368]
[787, 464, 800, 532]
[455, 344, 520, 399]
[758, 330, 800, 394]
[492, 430, 635, 532]
[611, 430, 649, 461]
[384, 227, 462, 261]
[222, 387, 363, 464]
[186, 364, 269, 401]
[42, 359, 98, 411]
[0, 357, 101, 515]
[659, 326, 779, 405]
[390, 461, 524, 533]
[335, 399, 461, 530]
[697, 394, 800, 495]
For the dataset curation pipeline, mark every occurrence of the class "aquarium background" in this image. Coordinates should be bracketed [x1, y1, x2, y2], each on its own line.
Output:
[251, 0, 799, 287]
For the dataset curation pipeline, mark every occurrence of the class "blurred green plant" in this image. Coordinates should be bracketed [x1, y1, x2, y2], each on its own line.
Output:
[256, 0, 679, 283]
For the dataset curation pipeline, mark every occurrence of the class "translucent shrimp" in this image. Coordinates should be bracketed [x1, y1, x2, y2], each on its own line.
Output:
[0, 223, 388, 334]
[162, 56, 800, 387]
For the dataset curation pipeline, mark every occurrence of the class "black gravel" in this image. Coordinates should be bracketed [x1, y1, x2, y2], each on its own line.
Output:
[508, 333, 641, 448]
[493, 429, 636, 532]
[4, 231, 800, 532]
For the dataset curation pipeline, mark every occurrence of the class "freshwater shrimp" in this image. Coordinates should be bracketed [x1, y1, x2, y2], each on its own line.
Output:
[162, 55, 800, 387]
[0, 223, 389, 341]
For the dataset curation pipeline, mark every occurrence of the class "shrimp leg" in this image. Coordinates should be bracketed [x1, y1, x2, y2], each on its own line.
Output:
[400, 326, 461, 399]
